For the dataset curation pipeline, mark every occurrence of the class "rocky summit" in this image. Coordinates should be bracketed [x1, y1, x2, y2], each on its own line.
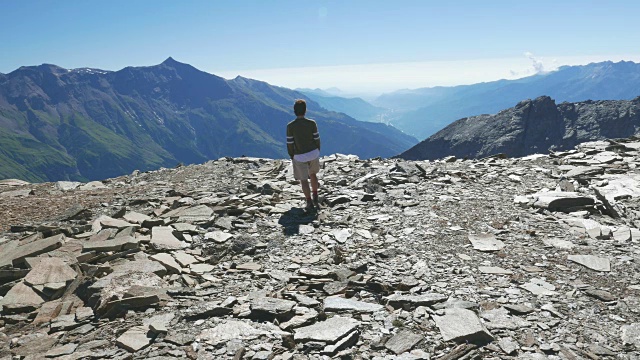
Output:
[3, 138, 640, 359]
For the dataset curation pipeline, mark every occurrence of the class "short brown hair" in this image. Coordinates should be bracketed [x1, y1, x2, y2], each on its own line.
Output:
[294, 99, 306, 116]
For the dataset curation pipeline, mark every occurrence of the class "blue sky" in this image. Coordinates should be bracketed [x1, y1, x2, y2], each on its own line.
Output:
[2, 0, 639, 94]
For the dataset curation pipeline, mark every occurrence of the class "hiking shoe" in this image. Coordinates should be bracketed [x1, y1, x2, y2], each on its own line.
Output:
[312, 193, 320, 207]
[305, 200, 315, 211]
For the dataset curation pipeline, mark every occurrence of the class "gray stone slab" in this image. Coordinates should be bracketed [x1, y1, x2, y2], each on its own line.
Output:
[384, 293, 447, 308]
[542, 238, 575, 249]
[498, 337, 519, 354]
[433, 308, 494, 343]
[279, 308, 318, 330]
[100, 217, 139, 229]
[480, 308, 531, 330]
[0, 234, 64, 267]
[621, 323, 640, 347]
[385, 329, 422, 354]
[532, 191, 594, 212]
[322, 330, 359, 356]
[204, 231, 234, 243]
[294, 316, 360, 343]
[151, 226, 187, 250]
[521, 278, 557, 296]
[23, 257, 77, 287]
[199, 320, 268, 345]
[568, 254, 611, 272]
[332, 229, 352, 244]
[123, 211, 151, 225]
[150, 253, 183, 274]
[173, 251, 198, 267]
[172, 223, 197, 232]
[116, 326, 154, 352]
[0, 189, 33, 198]
[468, 233, 505, 252]
[565, 166, 604, 178]
[45, 343, 77, 357]
[0, 281, 45, 312]
[478, 266, 513, 275]
[251, 297, 296, 316]
[56, 181, 82, 191]
[189, 263, 214, 274]
[79, 181, 107, 190]
[82, 236, 139, 252]
[324, 296, 383, 313]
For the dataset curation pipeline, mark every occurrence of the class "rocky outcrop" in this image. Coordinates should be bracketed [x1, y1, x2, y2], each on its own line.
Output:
[400, 95, 640, 160]
[2, 138, 640, 358]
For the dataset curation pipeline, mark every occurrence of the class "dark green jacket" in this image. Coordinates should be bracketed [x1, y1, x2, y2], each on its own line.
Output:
[286, 117, 321, 157]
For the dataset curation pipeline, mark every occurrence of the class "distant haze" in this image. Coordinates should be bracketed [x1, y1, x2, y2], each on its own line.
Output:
[216, 54, 640, 97]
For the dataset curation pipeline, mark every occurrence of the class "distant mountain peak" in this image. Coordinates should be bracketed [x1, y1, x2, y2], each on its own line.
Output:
[162, 57, 179, 65]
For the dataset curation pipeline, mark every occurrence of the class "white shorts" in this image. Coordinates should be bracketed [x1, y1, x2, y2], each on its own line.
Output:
[292, 158, 320, 180]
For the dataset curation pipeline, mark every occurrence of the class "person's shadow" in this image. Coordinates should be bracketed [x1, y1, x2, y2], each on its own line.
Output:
[278, 207, 317, 236]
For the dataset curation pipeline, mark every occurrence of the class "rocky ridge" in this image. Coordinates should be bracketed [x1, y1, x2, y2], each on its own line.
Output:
[2, 138, 640, 358]
[400, 95, 640, 161]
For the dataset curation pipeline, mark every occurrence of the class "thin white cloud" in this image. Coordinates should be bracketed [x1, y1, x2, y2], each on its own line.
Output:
[525, 52, 546, 73]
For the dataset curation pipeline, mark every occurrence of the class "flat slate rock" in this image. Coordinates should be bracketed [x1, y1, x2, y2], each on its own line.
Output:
[251, 297, 296, 315]
[498, 337, 519, 355]
[480, 308, 531, 330]
[324, 296, 384, 313]
[384, 293, 447, 307]
[151, 226, 187, 250]
[621, 323, 640, 347]
[385, 329, 423, 354]
[82, 235, 139, 252]
[568, 254, 611, 272]
[173, 251, 199, 267]
[585, 289, 616, 301]
[123, 211, 152, 224]
[478, 266, 513, 275]
[0, 281, 46, 311]
[542, 238, 575, 249]
[150, 253, 183, 274]
[433, 308, 494, 343]
[205, 231, 234, 243]
[45, 343, 78, 358]
[116, 326, 154, 352]
[468, 233, 505, 252]
[521, 278, 557, 296]
[100, 217, 139, 229]
[294, 316, 360, 343]
[199, 320, 268, 345]
[0, 234, 64, 267]
[24, 257, 77, 286]
[332, 229, 352, 243]
[531, 191, 594, 212]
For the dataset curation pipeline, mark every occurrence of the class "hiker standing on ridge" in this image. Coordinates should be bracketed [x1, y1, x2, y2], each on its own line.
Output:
[287, 99, 321, 210]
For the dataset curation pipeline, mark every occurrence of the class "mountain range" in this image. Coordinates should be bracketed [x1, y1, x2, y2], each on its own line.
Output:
[0, 58, 416, 182]
[400, 95, 640, 160]
[372, 61, 640, 139]
[296, 88, 387, 123]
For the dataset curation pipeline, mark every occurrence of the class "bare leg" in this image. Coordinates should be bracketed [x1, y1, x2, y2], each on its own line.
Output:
[300, 179, 311, 200]
[310, 173, 319, 193]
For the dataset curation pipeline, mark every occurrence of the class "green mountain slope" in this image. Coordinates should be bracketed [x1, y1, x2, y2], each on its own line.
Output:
[0, 58, 417, 181]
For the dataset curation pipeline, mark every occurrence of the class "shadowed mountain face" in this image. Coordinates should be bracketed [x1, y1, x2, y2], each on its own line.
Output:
[399, 96, 640, 160]
[375, 61, 640, 139]
[0, 58, 416, 182]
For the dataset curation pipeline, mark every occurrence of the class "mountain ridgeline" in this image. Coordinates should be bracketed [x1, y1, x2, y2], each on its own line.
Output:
[375, 61, 640, 139]
[0, 58, 416, 182]
[400, 96, 640, 160]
